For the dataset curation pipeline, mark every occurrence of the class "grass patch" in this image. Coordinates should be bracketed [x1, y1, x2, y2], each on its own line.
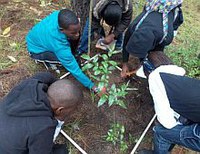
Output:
[166, 0, 200, 78]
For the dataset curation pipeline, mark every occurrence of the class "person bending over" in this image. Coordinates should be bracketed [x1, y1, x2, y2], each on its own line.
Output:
[0, 72, 83, 154]
[138, 51, 200, 154]
[26, 9, 102, 94]
[121, 0, 183, 78]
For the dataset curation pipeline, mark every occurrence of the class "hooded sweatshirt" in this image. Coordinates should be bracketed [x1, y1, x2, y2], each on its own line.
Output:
[122, 5, 183, 62]
[92, 0, 133, 38]
[0, 72, 58, 154]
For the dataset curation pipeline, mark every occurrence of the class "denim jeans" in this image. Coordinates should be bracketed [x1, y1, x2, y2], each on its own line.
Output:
[77, 18, 124, 54]
[153, 124, 200, 154]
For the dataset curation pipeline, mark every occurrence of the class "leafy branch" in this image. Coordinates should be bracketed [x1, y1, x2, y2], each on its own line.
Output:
[81, 51, 128, 108]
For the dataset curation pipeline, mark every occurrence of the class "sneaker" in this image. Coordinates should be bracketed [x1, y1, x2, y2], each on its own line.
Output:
[49, 64, 60, 74]
[95, 38, 108, 50]
[96, 38, 117, 52]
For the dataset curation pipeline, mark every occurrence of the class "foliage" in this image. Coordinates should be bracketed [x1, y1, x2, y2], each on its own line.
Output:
[165, 0, 200, 78]
[105, 123, 128, 152]
[81, 51, 128, 108]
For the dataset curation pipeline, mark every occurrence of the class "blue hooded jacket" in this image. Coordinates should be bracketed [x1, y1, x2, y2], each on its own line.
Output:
[26, 11, 94, 89]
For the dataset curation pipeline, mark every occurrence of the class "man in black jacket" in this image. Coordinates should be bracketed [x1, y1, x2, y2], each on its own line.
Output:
[121, 1, 183, 78]
[77, 0, 133, 54]
[0, 72, 83, 154]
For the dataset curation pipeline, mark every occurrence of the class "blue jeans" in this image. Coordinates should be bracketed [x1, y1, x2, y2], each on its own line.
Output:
[77, 18, 124, 54]
[154, 124, 200, 154]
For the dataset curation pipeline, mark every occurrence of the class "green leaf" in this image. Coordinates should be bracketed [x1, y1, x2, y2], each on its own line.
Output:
[98, 95, 107, 107]
[108, 51, 113, 57]
[81, 54, 91, 60]
[117, 100, 127, 109]
[99, 66, 104, 70]
[101, 75, 107, 81]
[108, 66, 116, 71]
[98, 82, 105, 89]
[101, 54, 108, 60]
[121, 85, 127, 91]
[90, 74, 100, 81]
[82, 63, 93, 71]
[109, 60, 118, 66]
[94, 70, 101, 75]
[93, 66, 99, 71]
[108, 95, 115, 106]
[93, 56, 99, 63]
[102, 61, 109, 69]
[110, 84, 116, 91]
[121, 126, 125, 133]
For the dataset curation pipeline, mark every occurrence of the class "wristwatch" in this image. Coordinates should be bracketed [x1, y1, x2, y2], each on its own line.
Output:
[92, 87, 99, 94]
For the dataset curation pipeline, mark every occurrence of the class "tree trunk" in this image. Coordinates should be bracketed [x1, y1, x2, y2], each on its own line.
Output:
[70, 0, 90, 31]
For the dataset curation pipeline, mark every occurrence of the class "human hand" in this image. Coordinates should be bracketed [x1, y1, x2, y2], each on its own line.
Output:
[102, 34, 115, 45]
[121, 63, 129, 78]
[98, 86, 107, 97]
[91, 86, 107, 97]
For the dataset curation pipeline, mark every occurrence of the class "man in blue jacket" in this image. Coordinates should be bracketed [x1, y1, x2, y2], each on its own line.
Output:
[26, 9, 100, 93]
[0, 72, 83, 154]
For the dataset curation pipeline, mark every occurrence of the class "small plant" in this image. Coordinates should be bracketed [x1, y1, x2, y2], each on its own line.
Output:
[81, 51, 128, 108]
[106, 123, 128, 152]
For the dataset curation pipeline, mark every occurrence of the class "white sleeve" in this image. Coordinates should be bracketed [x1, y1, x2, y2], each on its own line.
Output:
[148, 69, 180, 129]
[154, 65, 186, 76]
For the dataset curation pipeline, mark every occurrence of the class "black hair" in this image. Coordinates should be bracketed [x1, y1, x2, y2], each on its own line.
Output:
[58, 9, 79, 30]
[102, 2, 122, 26]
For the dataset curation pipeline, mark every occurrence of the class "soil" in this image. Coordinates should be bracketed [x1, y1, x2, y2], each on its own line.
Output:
[0, 1, 195, 154]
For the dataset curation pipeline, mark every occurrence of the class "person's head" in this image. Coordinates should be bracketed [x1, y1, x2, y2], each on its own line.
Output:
[102, 2, 122, 26]
[47, 79, 83, 121]
[143, 51, 173, 77]
[58, 9, 80, 40]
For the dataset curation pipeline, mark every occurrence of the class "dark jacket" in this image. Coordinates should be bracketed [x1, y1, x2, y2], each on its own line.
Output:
[0, 72, 58, 154]
[92, 0, 132, 38]
[122, 6, 183, 62]
[160, 73, 200, 123]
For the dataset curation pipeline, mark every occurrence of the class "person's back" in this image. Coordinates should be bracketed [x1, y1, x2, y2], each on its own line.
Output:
[138, 51, 200, 154]
[26, 11, 68, 54]
[121, 1, 183, 78]
[0, 72, 57, 153]
[143, 51, 200, 127]
[0, 72, 83, 154]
